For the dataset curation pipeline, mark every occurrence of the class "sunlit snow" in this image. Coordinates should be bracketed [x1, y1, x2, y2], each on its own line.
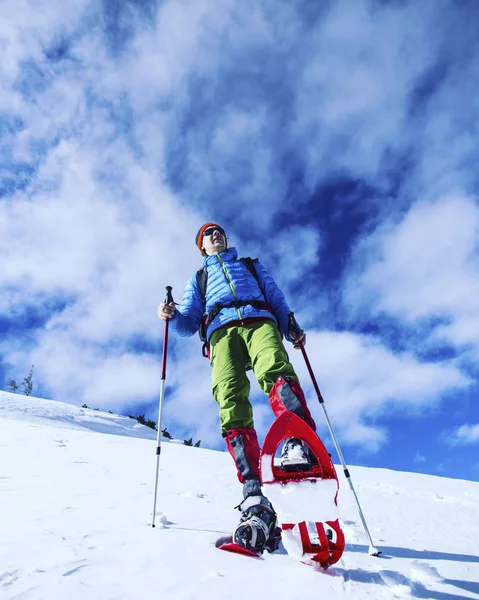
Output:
[1, 391, 478, 600]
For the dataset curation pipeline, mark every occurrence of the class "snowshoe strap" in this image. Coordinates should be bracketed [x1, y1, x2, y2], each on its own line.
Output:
[237, 495, 266, 512]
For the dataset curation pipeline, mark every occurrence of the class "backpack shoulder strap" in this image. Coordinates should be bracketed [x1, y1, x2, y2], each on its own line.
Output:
[240, 257, 266, 298]
[240, 257, 260, 282]
[196, 267, 208, 306]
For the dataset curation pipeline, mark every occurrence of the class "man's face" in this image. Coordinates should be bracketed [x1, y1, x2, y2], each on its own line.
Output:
[202, 226, 227, 255]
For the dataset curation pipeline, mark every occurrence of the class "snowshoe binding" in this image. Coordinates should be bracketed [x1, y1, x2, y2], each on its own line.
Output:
[233, 495, 278, 555]
[280, 437, 312, 472]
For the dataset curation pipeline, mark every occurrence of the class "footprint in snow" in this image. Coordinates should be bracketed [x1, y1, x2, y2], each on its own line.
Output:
[180, 491, 205, 499]
[0, 571, 19, 588]
[153, 512, 172, 527]
[410, 561, 443, 584]
[62, 563, 88, 577]
[378, 570, 411, 597]
[208, 571, 224, 578]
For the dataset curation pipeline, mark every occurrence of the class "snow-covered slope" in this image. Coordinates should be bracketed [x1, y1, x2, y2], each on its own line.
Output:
[1, 391, 478, 600]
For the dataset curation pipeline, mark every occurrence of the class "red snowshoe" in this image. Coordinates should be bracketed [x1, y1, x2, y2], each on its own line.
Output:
[260, 410, 345, 568]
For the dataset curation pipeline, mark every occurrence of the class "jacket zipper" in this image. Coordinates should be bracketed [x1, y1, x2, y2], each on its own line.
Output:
[217, 254, 242, 320]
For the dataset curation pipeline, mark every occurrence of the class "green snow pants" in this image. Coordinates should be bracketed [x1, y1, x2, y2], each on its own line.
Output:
[209, 320, 298, 433]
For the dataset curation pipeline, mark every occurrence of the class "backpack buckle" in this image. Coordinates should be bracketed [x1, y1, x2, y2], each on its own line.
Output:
[202, 341, 211, 359]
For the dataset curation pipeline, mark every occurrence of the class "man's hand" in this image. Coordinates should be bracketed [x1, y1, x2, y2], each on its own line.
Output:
[287, 312, 306, 349]
[158, 302, 176, 321]
[293, 330, 306, 349]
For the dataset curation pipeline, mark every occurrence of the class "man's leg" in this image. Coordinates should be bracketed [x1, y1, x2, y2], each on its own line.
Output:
[210, 326, 262, 498]
[245, 321, 316, 430]
[211, 324, 280, 553]
[268, 376, 316, 431]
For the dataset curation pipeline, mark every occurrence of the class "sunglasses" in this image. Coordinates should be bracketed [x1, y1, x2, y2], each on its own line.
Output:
[203, 226, 225, 238]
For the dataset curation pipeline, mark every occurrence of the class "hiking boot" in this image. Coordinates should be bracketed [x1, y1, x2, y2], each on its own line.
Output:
[233, 495, 278, 554]
[280, 437, 312, 472]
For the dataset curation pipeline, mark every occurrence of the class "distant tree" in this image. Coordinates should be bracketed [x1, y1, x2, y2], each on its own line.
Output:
[82, 404, 89, 409]
[20, 366, 34, 396]
[161, 428, 173, 439]
[8, 380, 19, 393]
[128, 414, 157, 431]
[184, 437, 201, 447]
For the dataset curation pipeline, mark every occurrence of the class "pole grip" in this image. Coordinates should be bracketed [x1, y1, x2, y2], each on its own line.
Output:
[161, 286, 174, 380]
[287, 312, 302, 339]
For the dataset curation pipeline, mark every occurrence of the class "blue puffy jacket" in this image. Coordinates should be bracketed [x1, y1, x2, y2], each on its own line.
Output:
[170, 248, 297, 342]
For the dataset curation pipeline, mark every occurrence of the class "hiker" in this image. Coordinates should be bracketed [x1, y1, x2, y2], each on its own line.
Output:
[158, 222, 316, 553]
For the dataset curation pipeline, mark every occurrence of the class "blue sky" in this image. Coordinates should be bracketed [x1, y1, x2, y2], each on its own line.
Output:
[1, 0, 479, 482]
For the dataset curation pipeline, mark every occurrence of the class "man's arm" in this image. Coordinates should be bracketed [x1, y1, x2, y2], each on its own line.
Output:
[253, 261, 305, 346]
[158, 274, 204, 337]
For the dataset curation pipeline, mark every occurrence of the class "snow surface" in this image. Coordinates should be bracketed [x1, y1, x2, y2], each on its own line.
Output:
[1, 390, 479, 600]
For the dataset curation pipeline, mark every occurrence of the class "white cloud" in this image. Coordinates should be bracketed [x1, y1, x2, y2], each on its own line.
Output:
[290, 0, 439, 188]
[0, 0, 87, 81]
[289, 329, 470, 451]
[414, 453, 426, 464]
[446, 424, 479, 447]
[251, 225, 322, 292]
[344, 194, 479, 353]
[7, 329, 161, 411]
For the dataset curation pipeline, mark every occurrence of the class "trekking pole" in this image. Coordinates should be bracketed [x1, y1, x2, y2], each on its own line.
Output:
[288, 313, 381, 556]
[152, 286, 174, 528]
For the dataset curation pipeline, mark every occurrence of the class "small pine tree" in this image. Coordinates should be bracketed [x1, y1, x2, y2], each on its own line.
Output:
[194, 440, 201, 448]
[82, 404, 89, 409]
[20, 366, 34, 396]
[184, 437, 193, 446]
[8, 380, 19, 393]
